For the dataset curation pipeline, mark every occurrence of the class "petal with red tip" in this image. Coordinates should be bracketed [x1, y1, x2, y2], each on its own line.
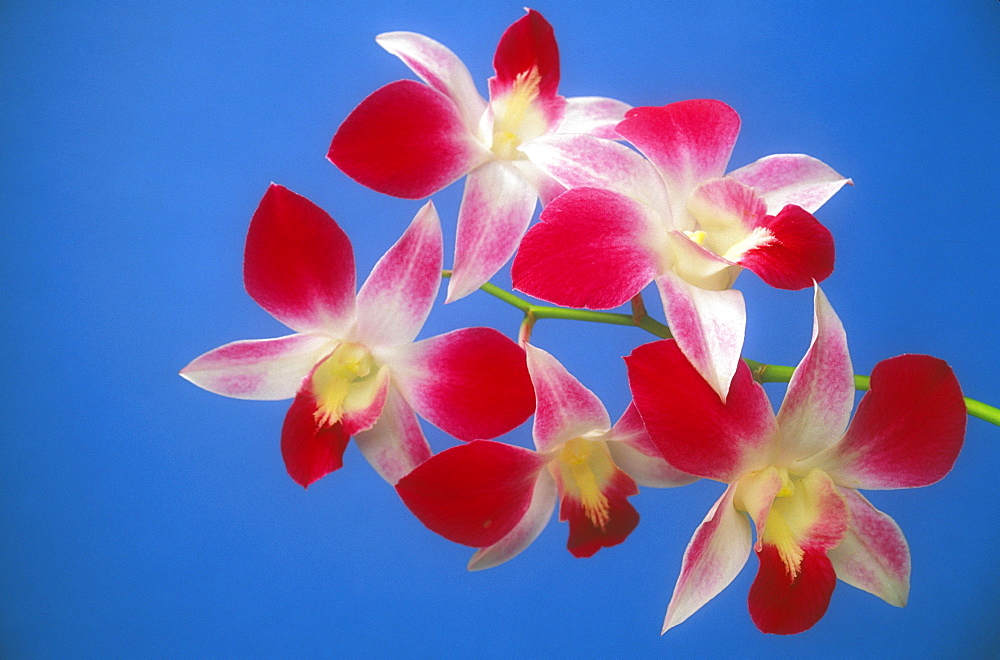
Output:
[513, 187, 664, 310]
[617, 100, 740, 202]
[735, 205, 835, 290]
[328, 80, 488, 199]
[525, 343, 610, 452]
[446, 160, 537, 302]
[386, 327, 535, 441]
[560, 96, 632, 139]
[353, 385, 431, 485]
[606, 403, 698, 488]
[560, 468, 639, 558]
[180, 333, 334, 400]
[748, 544, 836, 635]
[376, 31, 487, 131]
[821, 354, 966, 489]
[339, 364, 390, 437]
[828, 489, 910, 607]
[662, 485, 751, 633]
[395, 440, 549, 547]
[493, 9, 560, 101]
[775, 285, 854, 462]
[728, 154, 851, 215]
[280, 388, 351, 489]
[356, 201, 443, 347]
[468, 470, 558, 571]
[626, 339, 775, 481]
[244, 184, 357, 335]
[655, 271, 747, 401]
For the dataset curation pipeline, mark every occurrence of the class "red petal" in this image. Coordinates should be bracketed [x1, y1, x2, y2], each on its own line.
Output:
[244, 184, 356, 334]
[560, 469, 639, 558]
[395, 440, 549, 547]
[493, 9, 559, 99]
[748, 544, 836, 635]
[328, 80, 485, 199]
[625, 339, 775, 481]
[280, 390, 351, 489]
[737, 204, 835, 290]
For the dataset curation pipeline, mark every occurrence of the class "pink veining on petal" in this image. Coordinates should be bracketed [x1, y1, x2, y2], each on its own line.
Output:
[559, 96, 632, 139]
[728, 153, 851, 215]
[353, 385, 431, 485]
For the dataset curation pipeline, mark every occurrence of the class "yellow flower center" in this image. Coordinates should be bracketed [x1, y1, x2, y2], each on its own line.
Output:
[311, 342, 376, 427]
[553, 437, 616, 530]
[490, 67, 546, 161]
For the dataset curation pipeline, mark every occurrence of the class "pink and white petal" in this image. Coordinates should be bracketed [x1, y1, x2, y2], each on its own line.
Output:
[446, 160, 537, 302]
[625, 339, 776, 482]
[493, 9, 560, 101]
[354, 385, 431, 485]
[606, 403, 698, 488]
[280, 389, 351, 489]
[376, 31, 487, 132]
[828, 488, 910, 606]
[735, 205, 835, 290]
[525, 343, 611, 453]
[328, 80, 489, 200]
[509, 159, 565, 206]
[728, 154, 851, 215]
[559, 96, 632, 139]
[617, 100, 740, 204]
[385, 327, 535, 441]
[513, 187, 665, 310]
[667, 230, 742, 292]
[662, 485, 752, 633]
[748, 544, 836, 635]
[775, 285, 854, 463]
[355, 202, 443, 347]
[520, 134, 671, 211]
[561, 468, 640, 558]
[734, 466, 785, 550]
[244, 184, 357, 335]
[820, 354, 966, 490]
[340, 364, 390, 437]
[655, 271, 747, 401]
[468, 470, 558, 571]
[180, 333, 334, 400]
[395, 439, 549, 547]
[686, 177, 768, 251]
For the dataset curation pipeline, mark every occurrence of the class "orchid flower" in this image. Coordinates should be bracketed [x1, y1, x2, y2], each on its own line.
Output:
[328, 9, 630, 302]
[624, 285, 966, 634]
[395, 343, 695, 570]
[180, 184, 535, 487]
[513, 99, 850, 398]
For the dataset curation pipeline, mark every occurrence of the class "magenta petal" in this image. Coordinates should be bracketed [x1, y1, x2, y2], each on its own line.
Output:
[493, 9, 560, 100]
[748, 544, 836, 635]
[280, 389, 351, 489]
[395, 440, 549, 547]
[356, 202, 443, 347]
[606, 403, 699, 488]
[244, 184, 357, 335]
[525, 343, 611, 453]
[353, 385, 431, 485]
[728, 154, 851, 215]
[387, 327, 535, 441]
[737, 205, 835, 290]
[468, 471, 558, 570]
[513, 187, 662, 309]
[328, 80, 487, 199]
[824, 354, 966, 490]
[561, 468, 639, 558]
[447, 160, 537, 302]
[626, 339, 775, 481]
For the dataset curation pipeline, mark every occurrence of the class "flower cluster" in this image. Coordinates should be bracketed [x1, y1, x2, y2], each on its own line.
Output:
[182, 9, 968, 636]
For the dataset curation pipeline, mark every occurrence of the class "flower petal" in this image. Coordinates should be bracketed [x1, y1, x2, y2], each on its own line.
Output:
[354, 385, 432, 485]
[493, 9, 560, 101]
[747, 544, 836, 635]
[775, 285, 854, 462]
[735, 205, 835, 290]
[395, 439, 549, 547]
[244, 184, 357, 335]
[513, 187, 664, 309]
[728, 154, 851, 215]
[340, 364, 390, 437]
[525, 343, 610, 452]
[385, 327, 535, 441]
[468, 470, 558, 571]
[662, 485, 751, 633]
[820, 354, 966, 489]
[559, 96, 632, 139]
[686, 177, 768, 251]
[605, 403, 698, 488]
[655, 271, 747, 401]
[446, 160, 538, 302]
[328, 79, 488, 199]
[626, 339, 775, 482]
[376, 31, 487, 132]
[180, 333, 334, 400]
[560, 468, 639, 558]
[280, 388, 352, 489]
[828, 488, 910, 607]
[355, 201, 443, 347]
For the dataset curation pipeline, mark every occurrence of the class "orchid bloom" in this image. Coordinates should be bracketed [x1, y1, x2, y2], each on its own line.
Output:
[513, 99, 850, 398]
[395, 343, 695, 570]
[180, 184, 534, 487]
[625, 285, 966, 634]
[328, 9, 630, 303]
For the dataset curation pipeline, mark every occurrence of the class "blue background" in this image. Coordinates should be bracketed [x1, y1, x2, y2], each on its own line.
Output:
[3, 1, 998, 657]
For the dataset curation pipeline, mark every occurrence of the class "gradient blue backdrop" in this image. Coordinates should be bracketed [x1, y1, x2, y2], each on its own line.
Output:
[3, 1, 998, 657]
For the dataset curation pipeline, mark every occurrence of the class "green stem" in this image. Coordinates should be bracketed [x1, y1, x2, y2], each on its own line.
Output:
[445, 272, 1000, 428]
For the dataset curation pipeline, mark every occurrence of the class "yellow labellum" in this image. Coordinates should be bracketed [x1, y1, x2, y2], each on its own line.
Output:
[311, 342, 375, 427]
[491, 67, 544, 160]
[554, 437, 616, 530]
